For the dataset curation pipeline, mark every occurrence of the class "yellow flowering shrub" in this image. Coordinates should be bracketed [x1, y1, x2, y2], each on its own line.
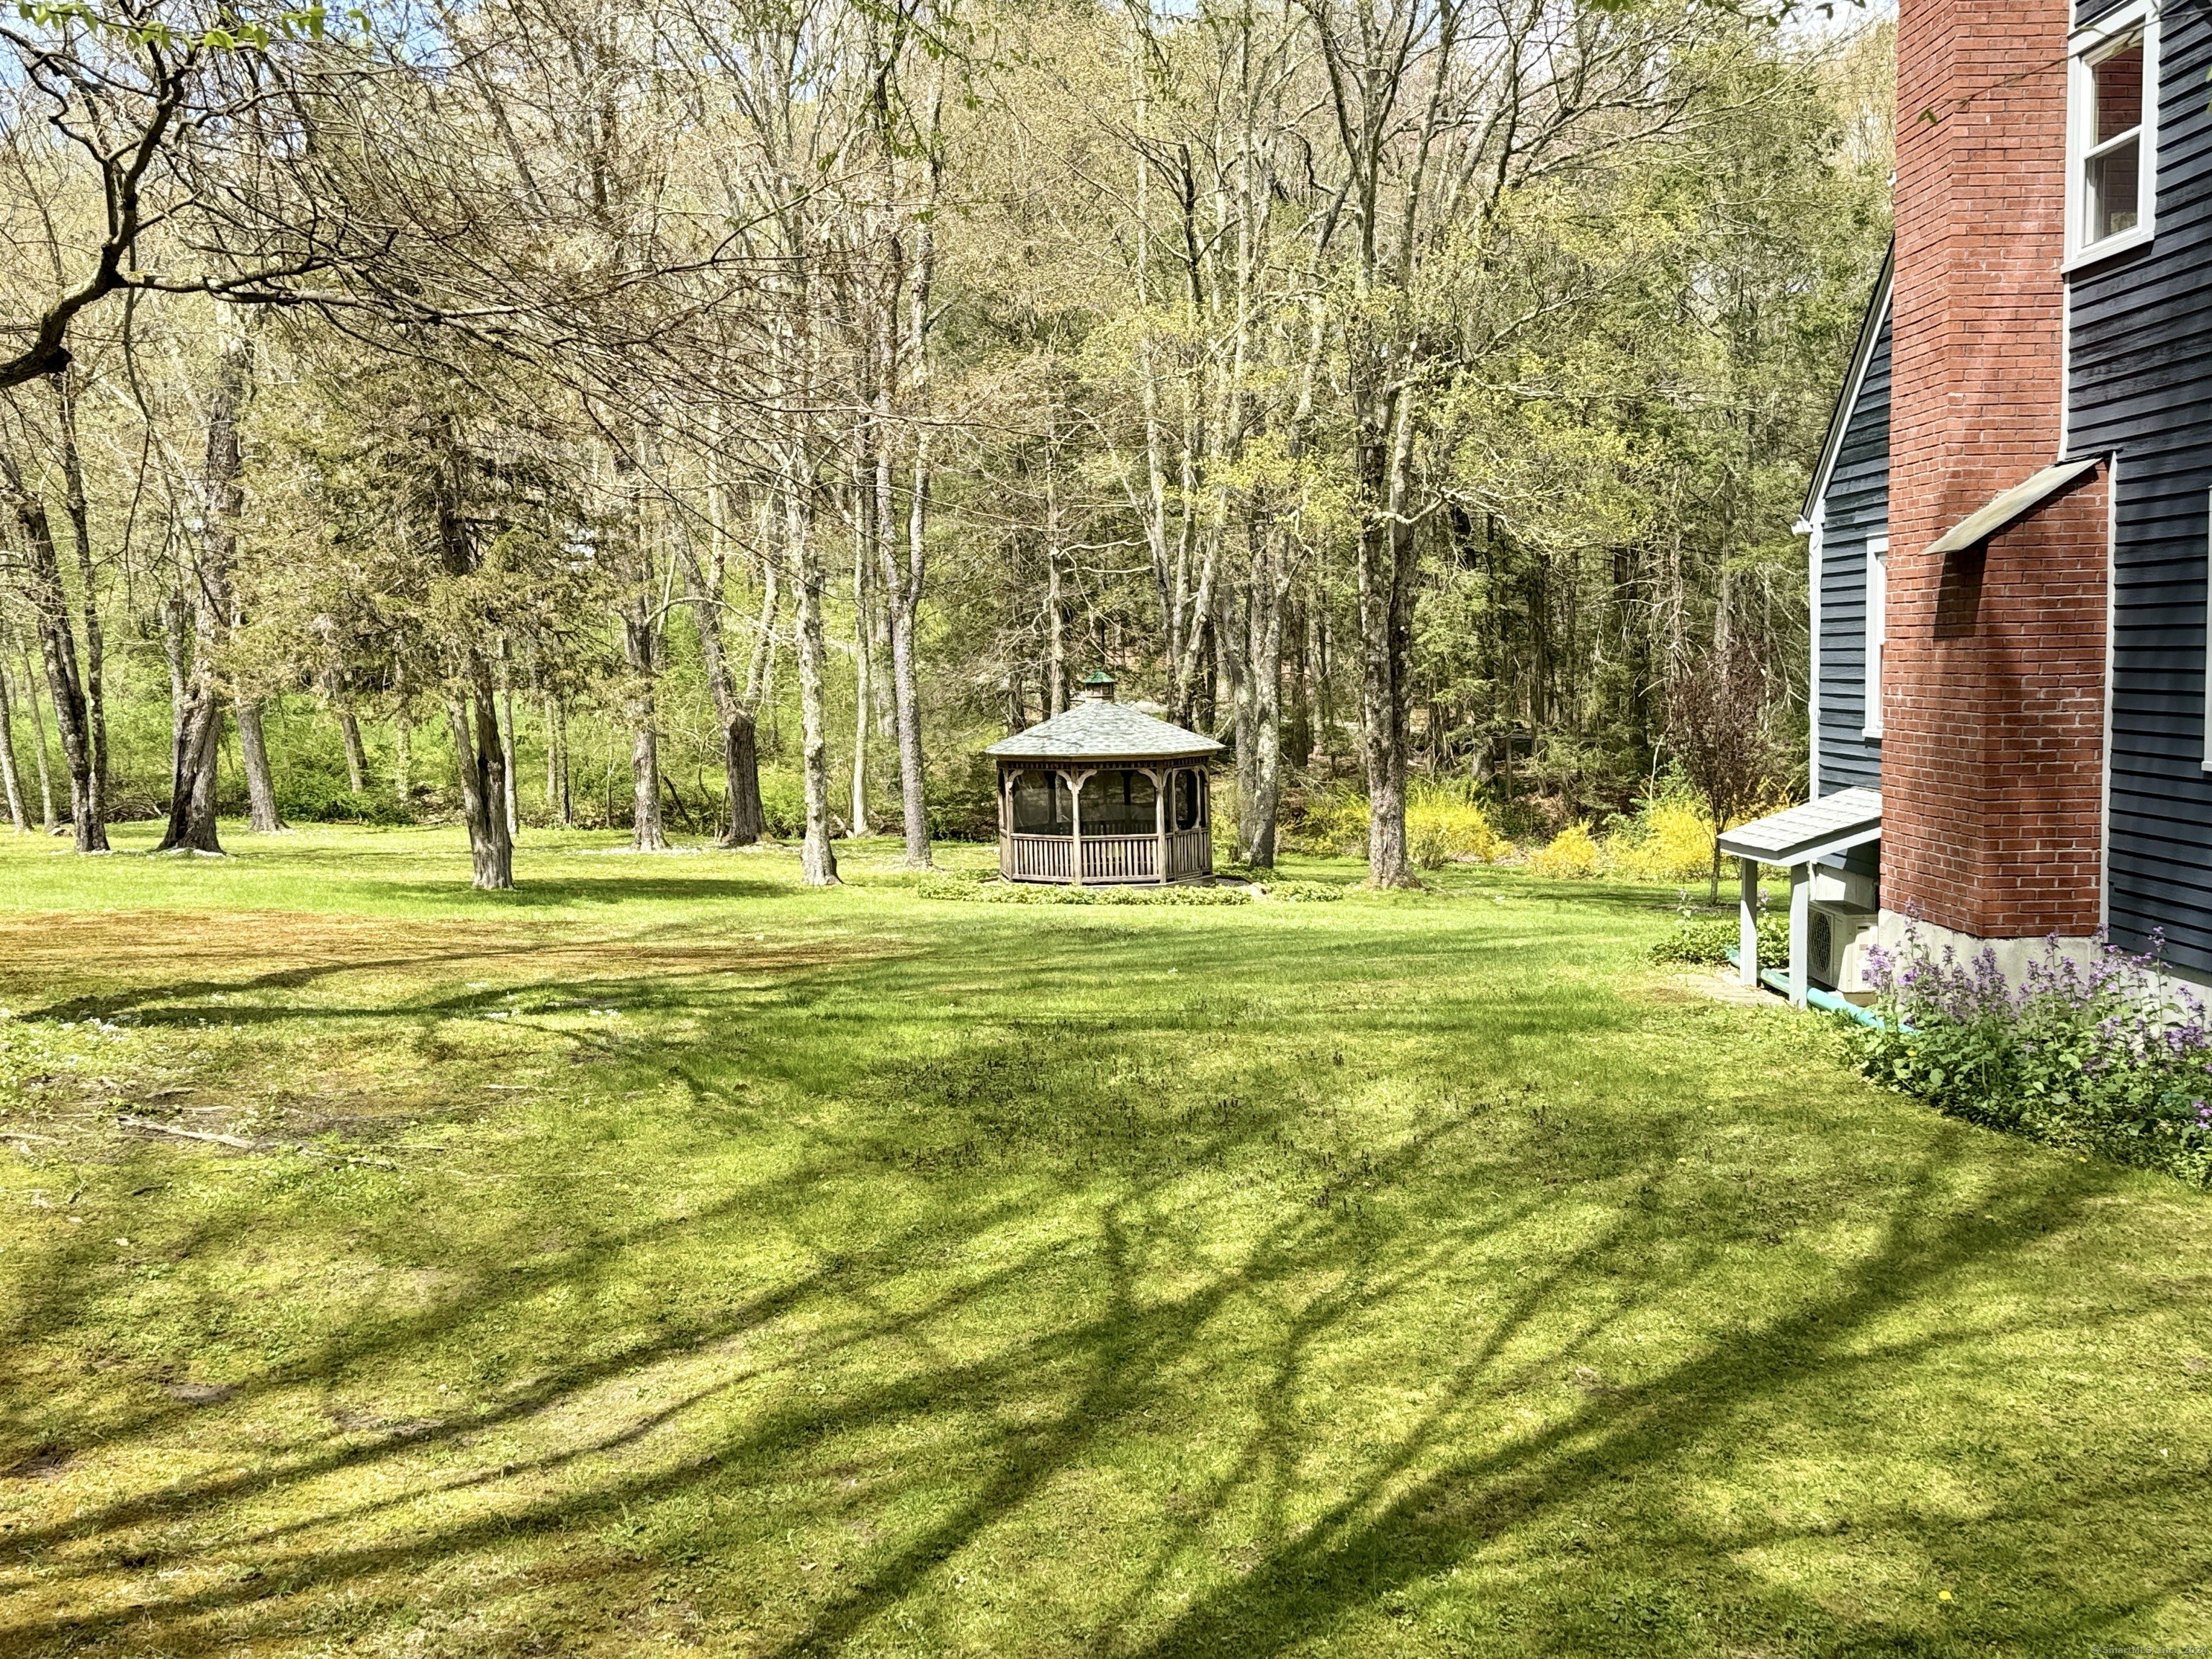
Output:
[1526, 821, 1602, 878]
[1406, 795, 1511, 868]
[1604, 799, 1717, 883]
[1282, 786, 1371, 855]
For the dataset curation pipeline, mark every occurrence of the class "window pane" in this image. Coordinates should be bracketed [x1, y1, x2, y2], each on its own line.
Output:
[2091, 40, 2144, 146]
[2088, 135, 2141, 240]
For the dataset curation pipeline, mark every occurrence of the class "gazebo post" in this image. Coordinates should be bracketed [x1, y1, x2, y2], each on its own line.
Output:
[1066, 768, 1084, 886]
[998, 765, 1013, 878]
[1197, 770, 1211, 877]
[1151, 767, 1167, 884]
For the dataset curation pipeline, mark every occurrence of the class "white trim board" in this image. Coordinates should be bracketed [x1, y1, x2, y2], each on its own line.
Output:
[1797, 247, 1895, 535]
[1808, 503, 1824, 797]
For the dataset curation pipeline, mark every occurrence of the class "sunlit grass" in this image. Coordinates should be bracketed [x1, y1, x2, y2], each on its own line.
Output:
[0, 823, 2205, 1656]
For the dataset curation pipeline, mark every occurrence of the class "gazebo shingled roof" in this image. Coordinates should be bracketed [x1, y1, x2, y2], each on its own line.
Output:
[984, 701, 1223, 762]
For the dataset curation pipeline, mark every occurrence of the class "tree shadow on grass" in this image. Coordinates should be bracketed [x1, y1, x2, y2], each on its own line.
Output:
[0, 912, 2195, 1657]
[385, 873, 797, 909]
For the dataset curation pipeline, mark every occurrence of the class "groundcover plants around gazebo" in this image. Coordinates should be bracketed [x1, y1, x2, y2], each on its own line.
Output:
[0, 825, 2206, 1657]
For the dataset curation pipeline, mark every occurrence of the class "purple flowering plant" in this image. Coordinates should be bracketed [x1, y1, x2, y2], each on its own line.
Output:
[1852, 925, 2212, 1185]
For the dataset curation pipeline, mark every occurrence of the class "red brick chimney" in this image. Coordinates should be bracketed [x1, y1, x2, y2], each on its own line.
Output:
[1882, 0, 2108, 940]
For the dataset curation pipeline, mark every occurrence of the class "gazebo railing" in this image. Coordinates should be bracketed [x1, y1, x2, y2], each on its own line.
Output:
[1082, 835, 1154, 882]
[1000, 829, 1213, 884]
[1005, 833, 1077, 881]
[1164, 827, 1208, 878]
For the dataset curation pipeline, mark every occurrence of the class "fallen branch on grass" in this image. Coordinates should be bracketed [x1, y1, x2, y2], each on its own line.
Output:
[117, 1115, 398, 1170]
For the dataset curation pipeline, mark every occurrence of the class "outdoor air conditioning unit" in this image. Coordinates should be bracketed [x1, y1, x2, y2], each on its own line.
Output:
[1808, 908, 1878, 992]
[1809, 866, 1880, 998]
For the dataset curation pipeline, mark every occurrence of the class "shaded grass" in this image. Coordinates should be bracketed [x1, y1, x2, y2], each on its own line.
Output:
[0, 824, 2206, 1656]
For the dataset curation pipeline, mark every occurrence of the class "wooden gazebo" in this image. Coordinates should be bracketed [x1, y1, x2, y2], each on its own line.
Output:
[986, 672, 1223, 885]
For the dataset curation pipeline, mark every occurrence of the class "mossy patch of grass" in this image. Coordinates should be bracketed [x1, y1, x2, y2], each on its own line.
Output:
[0, 824, 2205, 1655]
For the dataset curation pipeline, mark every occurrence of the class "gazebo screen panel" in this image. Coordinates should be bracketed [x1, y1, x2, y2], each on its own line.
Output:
[1078, 769, 1159, 835]
[1010, 769, 1072, 834]
[1171, 770, 1204, 832]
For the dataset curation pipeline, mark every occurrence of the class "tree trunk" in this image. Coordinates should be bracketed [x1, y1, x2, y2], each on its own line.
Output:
[628, 689, 665, 848]
[725, 707, 764, 842]
[681, 500, 773, 848]
[424, 397, 513, 886]
[1356, 381, 1419, 889]
[542, 693, 571, 826]
[1045, 536, 1066, 718]
[236, 700, 284, 832]
[158, 691, 225, 853]
[162, 596, 189, 755]
[849, 515, 873, 836]
[724, 547, 778, 845]
[338, 706, 368, 793]
[22, 651, 55, 832]
[158, 318, 252, 856]
[447, 680, 513, 889]
[887, 438, 931, 866]
[613, 436, 666, 852]
[53, 369, 107, 833]
[395, 706, 413, 806]
[1241, 526, 1289, 868]
[624, 608, 666, 851]
[885, 101, 941, 873]
[0, 452, 107, 850]
[0, 661, 27, 831]
[788, 475, 839, 886]
[499, 683, 518, 835]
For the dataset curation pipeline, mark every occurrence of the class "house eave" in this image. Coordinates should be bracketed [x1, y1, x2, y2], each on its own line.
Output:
[1799, 244, 1895, 531]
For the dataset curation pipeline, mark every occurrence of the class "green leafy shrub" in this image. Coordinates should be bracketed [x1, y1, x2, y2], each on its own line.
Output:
[1255, 879, 1348, 902]
[275, 775, 414, 826]
[1850, 929, 2212, 1187]
[1650, 910, 1788, 966]
[1279, 785, 1370, 856]
[756, 772, 806, 839]
[925, 753, 1001, 842]
[1605, 796, 1719, 883]
[914, 871, 989, 900]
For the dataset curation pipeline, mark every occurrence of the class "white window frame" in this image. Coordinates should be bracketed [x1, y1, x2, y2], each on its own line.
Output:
[2065, 0, 2159, 271]
[1863, 535, 1888, 740]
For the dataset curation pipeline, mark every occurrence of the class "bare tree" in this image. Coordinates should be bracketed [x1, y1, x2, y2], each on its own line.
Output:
[0, 3, 339, 390]
[1668, 635, 1776, 904]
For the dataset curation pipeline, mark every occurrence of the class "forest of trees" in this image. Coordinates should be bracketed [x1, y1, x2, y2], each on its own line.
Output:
[0, 0, 1893, 889]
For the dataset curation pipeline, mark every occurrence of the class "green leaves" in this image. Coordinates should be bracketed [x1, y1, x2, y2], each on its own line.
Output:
[12, 0, 328, 53]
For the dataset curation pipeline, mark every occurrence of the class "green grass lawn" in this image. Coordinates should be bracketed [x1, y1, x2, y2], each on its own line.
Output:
[0, 824, 2206, 1657]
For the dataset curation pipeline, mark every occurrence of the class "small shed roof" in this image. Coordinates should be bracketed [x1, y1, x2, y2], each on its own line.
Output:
[985, 701, 1223, 762]
[1927, 457, 2103, 555]
[1717, 787, 1881, 866]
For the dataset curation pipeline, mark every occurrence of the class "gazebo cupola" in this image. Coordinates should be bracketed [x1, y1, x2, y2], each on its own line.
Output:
[984, 671, 1223, 884]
